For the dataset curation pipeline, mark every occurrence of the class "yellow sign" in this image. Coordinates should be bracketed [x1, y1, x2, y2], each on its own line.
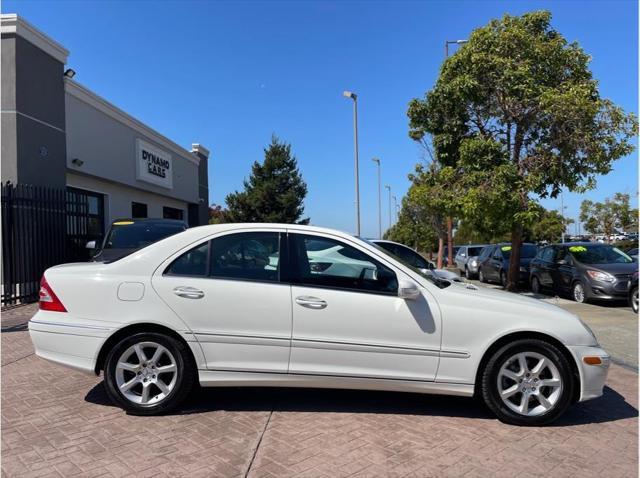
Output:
[569, 246, 587, 253]
[501, 246, 512, 252]
[113, 221, 134, 226]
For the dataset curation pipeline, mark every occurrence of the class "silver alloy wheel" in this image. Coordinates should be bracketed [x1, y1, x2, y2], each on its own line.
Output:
[497, 351, 563, 417]
[573, 282, 585, 303]
[115, 341, 178, 406]
[479, 269, 484, 282]
[633, 288, 639, 313]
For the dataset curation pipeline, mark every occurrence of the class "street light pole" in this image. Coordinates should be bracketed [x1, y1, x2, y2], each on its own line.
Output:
[343, 90, 361, 236]
[372, 158, 382, 239]
[561, 189, 565, 243]
[385, 185, 392, 230]
[392, 195, 398, 223]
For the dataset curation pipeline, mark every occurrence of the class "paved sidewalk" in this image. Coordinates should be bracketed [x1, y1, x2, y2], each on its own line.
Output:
[1, 305, 638, 477]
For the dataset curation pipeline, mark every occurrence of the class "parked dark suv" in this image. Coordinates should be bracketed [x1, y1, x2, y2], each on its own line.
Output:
[529, 242, 638, 303]
[477, 243, 538, 286]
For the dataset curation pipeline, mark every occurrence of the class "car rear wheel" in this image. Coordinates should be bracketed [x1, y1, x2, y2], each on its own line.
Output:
[479, 268, 487, 283]
[572, 281, 586, 303]
[531, 276, 541, 295]
[500, 271, 507, 287]
[631, 286, 639, 314]
[465, 266, 472, 279]
[481, 339, 574, 426]
[104, 332, 195, 415]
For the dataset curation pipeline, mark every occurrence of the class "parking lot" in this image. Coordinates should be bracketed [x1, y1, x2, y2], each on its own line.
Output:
[2, 295, 637, 478]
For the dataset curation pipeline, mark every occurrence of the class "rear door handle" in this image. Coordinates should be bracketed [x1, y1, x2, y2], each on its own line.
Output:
[295, 296, 327, 309]
[173, 286, 205, 299]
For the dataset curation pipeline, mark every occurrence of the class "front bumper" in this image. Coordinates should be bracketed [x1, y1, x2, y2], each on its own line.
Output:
[584, 279, 630, 301]
[567, 345, 610, 402]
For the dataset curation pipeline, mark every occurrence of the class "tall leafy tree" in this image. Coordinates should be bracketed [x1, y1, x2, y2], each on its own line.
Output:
[580, 193, 638, 242]
[225, 136, 309, 224]
[408, 11, 637, 289]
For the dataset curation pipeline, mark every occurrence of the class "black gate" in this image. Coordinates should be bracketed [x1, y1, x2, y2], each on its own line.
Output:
[1, 183, 103, 306]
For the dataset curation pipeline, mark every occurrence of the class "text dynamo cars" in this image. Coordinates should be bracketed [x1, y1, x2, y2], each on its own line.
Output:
[30, 224, 609, 426]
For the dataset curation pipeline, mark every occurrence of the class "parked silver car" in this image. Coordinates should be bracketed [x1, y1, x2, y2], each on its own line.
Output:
[455, 244, 489, 279]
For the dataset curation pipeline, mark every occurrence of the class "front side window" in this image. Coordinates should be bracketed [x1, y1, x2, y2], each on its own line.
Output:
[210, 232, 280, 282]
[166, 242, 209, 276]
[292, 234, 398, 294]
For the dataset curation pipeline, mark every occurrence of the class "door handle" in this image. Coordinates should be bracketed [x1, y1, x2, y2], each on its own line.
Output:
[173, 286, 205, 299]
[295, 296, 327, 309]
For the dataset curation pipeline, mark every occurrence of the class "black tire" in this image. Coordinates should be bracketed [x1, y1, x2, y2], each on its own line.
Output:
[500, 271, 507, 287]
[104, 332, 195, 415]
[531, 275, 541, 295]
[480, 338, 575, 426]
[465, 266, 472, 280]
[479, 268, 487, 283]
[572, 281, 587, 303]
[630, 286, 638, 314]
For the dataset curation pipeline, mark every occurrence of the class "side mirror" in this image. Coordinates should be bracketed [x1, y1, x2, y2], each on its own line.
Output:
[86, 240, 96, 249]
[398, 279, 420, 300]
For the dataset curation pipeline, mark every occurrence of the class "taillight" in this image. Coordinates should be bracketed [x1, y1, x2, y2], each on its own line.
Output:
[39, 275, 67, 312]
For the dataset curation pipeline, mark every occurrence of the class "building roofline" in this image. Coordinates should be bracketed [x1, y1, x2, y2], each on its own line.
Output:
[1, 13, 69, 63]
[65, 79, 201, 166]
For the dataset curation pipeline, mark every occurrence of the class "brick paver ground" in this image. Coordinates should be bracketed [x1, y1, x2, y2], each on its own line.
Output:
[2, 305, 637, 477]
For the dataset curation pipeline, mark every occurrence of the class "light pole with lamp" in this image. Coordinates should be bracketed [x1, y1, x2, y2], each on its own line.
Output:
[343, 90, 361, 236]
[371, 158, 382, 239]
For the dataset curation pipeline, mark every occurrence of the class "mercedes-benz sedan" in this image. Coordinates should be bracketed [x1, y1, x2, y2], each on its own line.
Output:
[30, 224, 609, 426]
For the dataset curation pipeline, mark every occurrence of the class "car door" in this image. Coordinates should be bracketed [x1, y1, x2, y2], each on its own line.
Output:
[551, 247, 574, 293]
[455, 247, 467, 270]
[287, 232, 441, 381]
[490, 248, 504, 280]
[536, 247, 556, 288]
[152, 229, 292, 373]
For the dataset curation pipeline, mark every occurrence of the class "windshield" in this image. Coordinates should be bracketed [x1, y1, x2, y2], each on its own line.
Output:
[568, 245, 634, 264]
[104, 222, 186, 249]
[501, 244, 537, 260]
[361, 239, 451, 289]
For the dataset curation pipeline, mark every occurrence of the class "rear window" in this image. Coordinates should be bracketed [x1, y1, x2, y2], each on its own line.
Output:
[104, 222, 186, 249]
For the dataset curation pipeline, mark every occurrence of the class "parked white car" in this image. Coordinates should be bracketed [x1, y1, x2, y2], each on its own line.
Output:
[30, 224, 609, 425]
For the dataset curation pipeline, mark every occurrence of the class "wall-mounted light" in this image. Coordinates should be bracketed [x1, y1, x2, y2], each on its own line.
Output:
[71, 158, 84, 167]
[64, 68, 76, 78]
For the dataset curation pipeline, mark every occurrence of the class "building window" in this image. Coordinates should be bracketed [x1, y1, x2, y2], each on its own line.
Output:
[163, 206, 183, 221]
[131, 202, 148, 218]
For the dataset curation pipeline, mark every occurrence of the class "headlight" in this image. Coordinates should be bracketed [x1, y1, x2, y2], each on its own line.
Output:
[470, 259, 477, 266]
[586, 270, 614, 282]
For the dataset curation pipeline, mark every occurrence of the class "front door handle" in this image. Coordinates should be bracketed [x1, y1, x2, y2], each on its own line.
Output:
[173, 286, 205, 299]
[295, 296, 327, 309]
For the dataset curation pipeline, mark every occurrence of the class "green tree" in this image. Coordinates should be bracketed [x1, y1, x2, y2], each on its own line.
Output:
[225, 136, 309, 224]
[408, 11, 637, 290]
[527, 208, 574, 243]
[580, 194, 638, 242]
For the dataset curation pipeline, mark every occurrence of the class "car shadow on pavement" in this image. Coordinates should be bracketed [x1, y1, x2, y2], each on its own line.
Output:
[84, 382, 637, 426]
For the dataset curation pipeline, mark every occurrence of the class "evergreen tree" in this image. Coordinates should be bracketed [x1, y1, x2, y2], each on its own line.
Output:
[225, 136, 309, 224]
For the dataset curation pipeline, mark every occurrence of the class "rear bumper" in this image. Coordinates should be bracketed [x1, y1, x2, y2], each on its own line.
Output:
[567, 345, 610, 402]
[28, 311, 113, 374]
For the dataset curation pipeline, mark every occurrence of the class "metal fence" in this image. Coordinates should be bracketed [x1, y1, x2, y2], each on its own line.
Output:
[1, 183, 95, 307]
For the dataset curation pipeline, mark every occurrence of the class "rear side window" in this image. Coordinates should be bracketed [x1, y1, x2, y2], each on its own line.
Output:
[210, 232, 280, 282]
[291, 234, 398, 294]
[165, 242, 210, 276]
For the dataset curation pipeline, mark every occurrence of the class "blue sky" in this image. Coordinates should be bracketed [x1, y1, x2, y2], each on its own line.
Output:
[5, 0, 637, 237]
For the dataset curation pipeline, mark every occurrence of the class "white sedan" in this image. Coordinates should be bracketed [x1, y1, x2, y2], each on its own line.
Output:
[30, 224, 610, 425]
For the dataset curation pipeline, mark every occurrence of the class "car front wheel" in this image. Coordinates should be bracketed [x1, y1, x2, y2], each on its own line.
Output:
[479, 268, 487, 283]
[631, 286, 639, 314]
[465, 267, 472, 279]
[104, 332, 195, 415]
[572, 281, 587, 303]
[481, 339, 574, 426]
[531, 276, 541, 295]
